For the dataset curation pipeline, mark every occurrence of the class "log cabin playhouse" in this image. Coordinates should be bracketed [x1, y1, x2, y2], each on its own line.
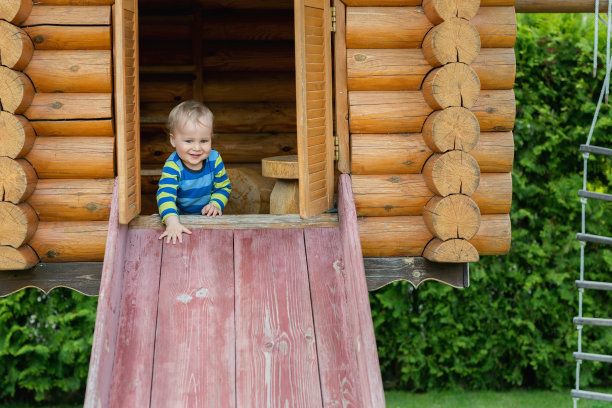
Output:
[0, 0, 518, 289]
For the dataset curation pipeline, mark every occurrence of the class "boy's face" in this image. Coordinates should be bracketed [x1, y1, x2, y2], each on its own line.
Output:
[170, 118, 212, 171]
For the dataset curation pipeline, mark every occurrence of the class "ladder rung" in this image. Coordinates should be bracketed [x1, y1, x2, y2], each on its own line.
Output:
[571, 389, 612, 402]
[576, 280, 612, 291]
[574, 317, 612, 327]
[573, 352, 612, 363]
[580, 144, 612, 156]
[576, 233, 612, 246]
[578, 189, 612, 202]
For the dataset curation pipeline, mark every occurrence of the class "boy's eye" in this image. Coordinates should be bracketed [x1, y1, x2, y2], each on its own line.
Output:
[201, 140, 209, 144]
[185, 140, 192, 143]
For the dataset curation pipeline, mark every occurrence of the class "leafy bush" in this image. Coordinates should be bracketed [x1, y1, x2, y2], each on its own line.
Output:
[372, 13, 612, 391]
[0, 289, 97, 403]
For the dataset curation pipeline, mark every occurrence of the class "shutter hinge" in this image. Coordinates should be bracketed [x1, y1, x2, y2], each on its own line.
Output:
[334, 134, 339, 161]
[331, 6, 336, 32]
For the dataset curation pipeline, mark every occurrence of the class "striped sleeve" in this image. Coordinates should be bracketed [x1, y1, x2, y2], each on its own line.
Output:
[156, 160, 181, 222]
[210, 154, 231, 211]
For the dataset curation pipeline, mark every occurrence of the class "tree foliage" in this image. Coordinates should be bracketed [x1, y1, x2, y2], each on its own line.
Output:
[372, 13, 612, 391]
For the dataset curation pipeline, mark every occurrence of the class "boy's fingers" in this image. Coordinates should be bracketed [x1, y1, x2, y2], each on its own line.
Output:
[183, 227, 192, 234]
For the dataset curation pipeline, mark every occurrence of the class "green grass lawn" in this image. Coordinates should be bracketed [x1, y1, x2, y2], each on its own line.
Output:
[1, 391, 611, 407]
[386, 390, 612, 408]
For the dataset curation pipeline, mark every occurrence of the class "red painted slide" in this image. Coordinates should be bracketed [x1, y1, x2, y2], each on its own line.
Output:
[84, 175, 384, 408]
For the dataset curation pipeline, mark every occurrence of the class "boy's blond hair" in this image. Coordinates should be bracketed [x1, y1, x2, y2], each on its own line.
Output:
[167, 100, 214, 135]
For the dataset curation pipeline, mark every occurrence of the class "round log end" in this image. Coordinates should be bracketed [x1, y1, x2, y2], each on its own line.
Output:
[0, 112, 36, 158]
[224, 167, 275, 215]
[423, 194, 481, 240]
[423, 0, 481, 24]
[422, 18, 481, 67]
[0, 21, 34, 70]
[0, 202, 39, 247]
[423, 238, 480, 263]
[261, 155, 298, 179]
[422, 107, 480, 152]
[422, 63, 481, 110]
[0, 67, 35, 114]
[0, 0, 33, 25]
[423, 151, 481, 196]
[0, 245, 39, 270]
[0, 157, 38, 203]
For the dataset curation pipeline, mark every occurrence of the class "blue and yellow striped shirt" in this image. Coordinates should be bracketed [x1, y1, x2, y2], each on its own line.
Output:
[156, 150, 231, 222]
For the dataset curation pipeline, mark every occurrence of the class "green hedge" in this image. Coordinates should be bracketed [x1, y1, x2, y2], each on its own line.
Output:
[372, 13, 612, 391]
[0, 289, 96, 402]
[1, 13, 612, 404]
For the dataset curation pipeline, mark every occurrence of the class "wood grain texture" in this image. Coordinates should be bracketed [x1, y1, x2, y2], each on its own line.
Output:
[352, 131, 512, 175]
[0, 245, 39, 271]
[338, 174, 385, 407]
[422, 63, 481, 110]
[349, 90, 515, 133]
[0, 157, 38, 204]
[295, 0, 335, 218]
[515, 0, 609, 12]
[85, 178, 127, 408]
[24, 50, 112, 93]
[129, 213, 339, 230]
[24, 25, 111, 50]
[0, 262, 100, 293]
[108, 229, 163, 408]
[423, 0, 480, 24]
[0, 202, 38, 248]
[151, 230, 235, 407]
[0, 20, 33, 70]
[0, 0, 32, 25]
[0, 112, 36, 159]
[347, 48, 515, 91]
[23, 5, 111, 26]
[423, 195, 481, 240]
[114, 0, 141, 224]
[304, 227, 364, 407]
[334, 0, 350, 173]
[422, 107, 480, 152]
[346, 6, 514, 48]
[344, 0, 511, 4]
[25, 137, 114, 179]
[31, 119, 114, 136]
[24, 93, 112, 120]
[363, 257, 467, 290]
[358, 214, 510, 256]
[262, 155, 299, 179]
[423, 238, 480, 262]
[27, 178, 113, 221]
[421, 17, 481, 66]
[422, 151, 481, 196]
[234, 228, 323, 407]
[0, 67, 35, 114]
[29, 221, 108, 262]
[352, 173, 511, 216]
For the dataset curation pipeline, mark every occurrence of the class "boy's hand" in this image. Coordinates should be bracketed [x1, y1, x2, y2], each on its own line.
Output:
[158, 215, 192, 244]
[202, 202, 222, 217]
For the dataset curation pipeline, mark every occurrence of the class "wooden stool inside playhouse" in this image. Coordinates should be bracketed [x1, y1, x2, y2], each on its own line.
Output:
[261, 155, 299, 215]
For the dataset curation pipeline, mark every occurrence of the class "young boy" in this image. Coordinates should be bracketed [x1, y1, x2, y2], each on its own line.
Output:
[157, 101, 231, 244]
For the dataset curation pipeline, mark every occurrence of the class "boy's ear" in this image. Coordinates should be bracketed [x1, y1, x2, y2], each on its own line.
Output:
[169, 134, 176, 148]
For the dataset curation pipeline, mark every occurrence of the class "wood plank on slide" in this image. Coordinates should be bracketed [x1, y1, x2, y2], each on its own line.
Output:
[150, 230, 235, 407]
[304, 227, 364, 407]
[108, 229, 163, 408]
[234, 229, 323, 407]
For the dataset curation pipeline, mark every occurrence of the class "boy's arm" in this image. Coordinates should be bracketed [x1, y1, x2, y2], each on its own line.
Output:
[157, 161, 181, 222]
[210, 154, 231, 211]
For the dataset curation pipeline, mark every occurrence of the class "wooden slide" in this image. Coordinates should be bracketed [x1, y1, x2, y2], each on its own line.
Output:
[84, 175, 385, 407]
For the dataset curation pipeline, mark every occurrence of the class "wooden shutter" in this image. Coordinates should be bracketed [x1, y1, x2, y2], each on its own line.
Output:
[114, 0, 140, 224]
[295, 0, 335, 219]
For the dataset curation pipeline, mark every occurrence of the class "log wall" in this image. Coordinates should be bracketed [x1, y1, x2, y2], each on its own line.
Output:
[137, 1, 296, 215]
[0, 0, 114, 268]
[345, 0, 516, 260]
